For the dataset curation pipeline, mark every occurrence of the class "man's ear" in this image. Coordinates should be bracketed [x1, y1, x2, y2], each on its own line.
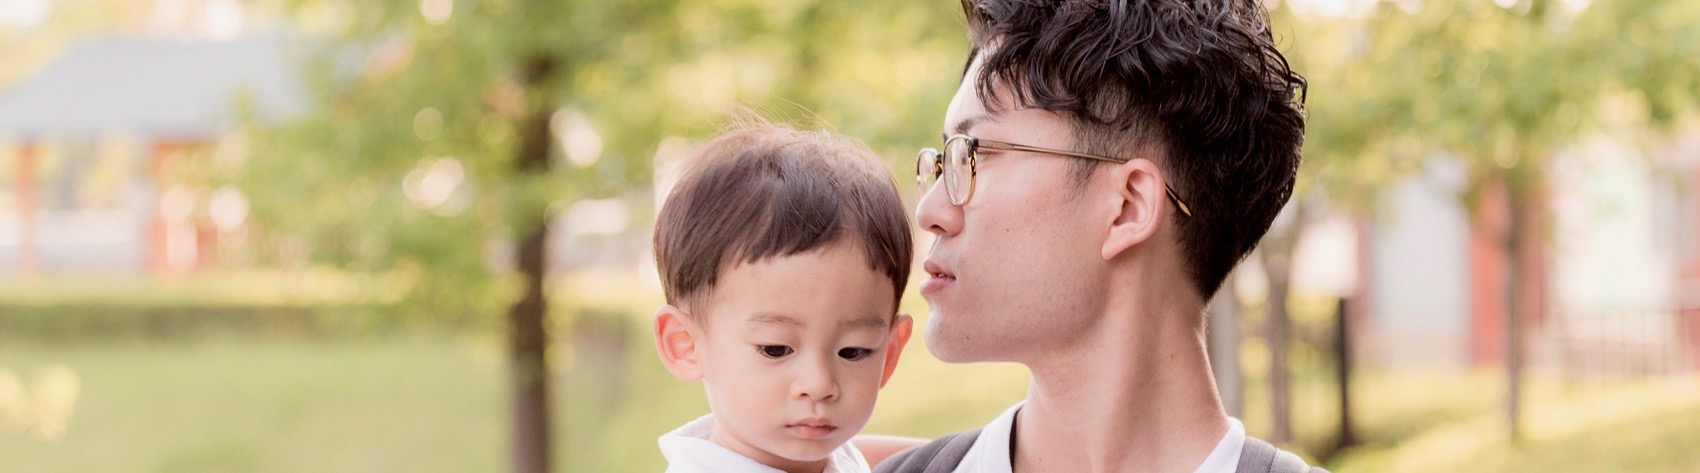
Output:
[653, 304, 703, 382]
[879, 313, 915, 388]
[1102, 158, 1167, 261]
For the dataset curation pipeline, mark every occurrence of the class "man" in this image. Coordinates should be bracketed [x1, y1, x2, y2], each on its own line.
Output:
[865, 0, 1318, 471]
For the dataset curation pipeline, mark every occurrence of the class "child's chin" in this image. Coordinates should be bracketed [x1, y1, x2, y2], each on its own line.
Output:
[764, 439, 839, 463]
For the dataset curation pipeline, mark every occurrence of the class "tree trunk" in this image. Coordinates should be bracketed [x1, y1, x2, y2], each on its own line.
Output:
[15, 142, 38, 273]
[1334, 297, 1355, 453]
[1260, 204, 1303, 445]
[510, 55, 557, 473]
[1504, 180, 1525, 445]
[1209, 278, 1243, 419]
[1264, 255, 1293, 444]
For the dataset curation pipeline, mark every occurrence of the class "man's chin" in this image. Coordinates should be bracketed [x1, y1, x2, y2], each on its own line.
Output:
[922, 318, 992, 363]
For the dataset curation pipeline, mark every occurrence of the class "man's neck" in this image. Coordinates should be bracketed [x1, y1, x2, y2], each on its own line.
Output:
[1011, 298, 1228, 473]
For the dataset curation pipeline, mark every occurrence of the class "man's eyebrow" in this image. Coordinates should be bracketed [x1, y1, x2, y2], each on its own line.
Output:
[747, 312, 804, 327]
[951, 113, 995, 136]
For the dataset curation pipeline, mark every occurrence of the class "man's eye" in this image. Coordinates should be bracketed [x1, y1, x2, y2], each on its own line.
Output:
[838, 347, 874, 361]
[757, 345, 794, 359]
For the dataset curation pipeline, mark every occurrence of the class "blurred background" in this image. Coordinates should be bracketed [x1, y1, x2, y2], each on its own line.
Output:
[2, 0, 1699, 471]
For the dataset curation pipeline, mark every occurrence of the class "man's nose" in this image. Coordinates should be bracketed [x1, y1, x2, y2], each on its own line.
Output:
[915, 178, 962, 238]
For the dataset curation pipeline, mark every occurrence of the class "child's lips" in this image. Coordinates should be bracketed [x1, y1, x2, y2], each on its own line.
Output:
[787, 418, 837, 440]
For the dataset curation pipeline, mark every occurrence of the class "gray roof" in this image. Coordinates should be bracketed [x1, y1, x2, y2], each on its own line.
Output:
[0, 34, 306, 140]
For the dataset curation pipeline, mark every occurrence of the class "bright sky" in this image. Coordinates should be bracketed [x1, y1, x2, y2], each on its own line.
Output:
[0, 0, 49, 28]
[1287, 0, 1382, 19]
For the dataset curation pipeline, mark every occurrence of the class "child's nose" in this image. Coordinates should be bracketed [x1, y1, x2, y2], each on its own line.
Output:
[790, 357, 839, 402]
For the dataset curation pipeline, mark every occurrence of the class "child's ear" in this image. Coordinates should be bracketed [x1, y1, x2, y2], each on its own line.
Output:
[653, 304, 703, 382]
[879, 313, 915, 388]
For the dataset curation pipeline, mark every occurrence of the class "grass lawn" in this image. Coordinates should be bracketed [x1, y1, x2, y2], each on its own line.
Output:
[6, 270, 1698, 471]
[1329, 375, 1700, 472]
[0, 331, 1027, 472]
[0, 264, 1030, 473]
[6, 332, 1699, 472]
[0, 336, 506, 473]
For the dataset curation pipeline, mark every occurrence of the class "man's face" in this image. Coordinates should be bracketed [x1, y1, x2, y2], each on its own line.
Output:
[916, 57, 1111, 363]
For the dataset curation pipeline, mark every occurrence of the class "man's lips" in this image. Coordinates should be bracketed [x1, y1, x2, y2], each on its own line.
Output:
[788, 417, 837, 440]
[920, 260, 956, 296]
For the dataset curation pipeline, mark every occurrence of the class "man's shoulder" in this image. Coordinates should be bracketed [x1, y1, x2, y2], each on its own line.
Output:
[873, 430, 1329, 473]
[871, 428, 982, 473]
[1237, 434, 1329, 473]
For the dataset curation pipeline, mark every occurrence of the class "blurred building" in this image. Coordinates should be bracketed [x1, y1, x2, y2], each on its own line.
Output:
[1359, 135, 1700, 375]
[0, 33, 302, 273]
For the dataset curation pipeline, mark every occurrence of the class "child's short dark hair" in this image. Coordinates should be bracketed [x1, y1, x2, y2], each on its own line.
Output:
[653, 123, 913, 314]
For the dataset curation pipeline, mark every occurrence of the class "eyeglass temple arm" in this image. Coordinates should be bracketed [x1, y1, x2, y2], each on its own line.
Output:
[974, 139, 1125, 163]
[976, 138, 1192, 217]
[1167, 188, 1192, 217]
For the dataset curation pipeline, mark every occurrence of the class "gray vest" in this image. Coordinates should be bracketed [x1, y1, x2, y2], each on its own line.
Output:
[872, 429, 1327, 473]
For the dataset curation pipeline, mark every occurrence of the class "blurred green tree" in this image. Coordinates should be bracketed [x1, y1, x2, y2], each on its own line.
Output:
[239, 0, 963, 470]
[1261, 0, 1700, 452]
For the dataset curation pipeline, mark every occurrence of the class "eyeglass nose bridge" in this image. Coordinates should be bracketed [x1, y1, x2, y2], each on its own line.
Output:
[940, 136, 977, 206]
[916, 147, 944, 189]
[917, 137, 978, 206]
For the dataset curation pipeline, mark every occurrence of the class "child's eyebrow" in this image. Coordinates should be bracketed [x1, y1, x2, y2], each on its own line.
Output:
[746, 312, 889, 330]
[845, 314, 889, 329]
[747, 312, 804, 327]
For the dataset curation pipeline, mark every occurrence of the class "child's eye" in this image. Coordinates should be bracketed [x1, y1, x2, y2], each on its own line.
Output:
[757, 345, 794, 359]
[838, 347, 874, 361]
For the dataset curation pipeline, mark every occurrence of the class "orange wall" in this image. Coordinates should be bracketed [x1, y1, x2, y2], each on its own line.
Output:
[1468, 178, 1548, 368]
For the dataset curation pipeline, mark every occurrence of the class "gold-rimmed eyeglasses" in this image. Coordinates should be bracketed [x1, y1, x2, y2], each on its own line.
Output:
[916, 133, 1192, 216]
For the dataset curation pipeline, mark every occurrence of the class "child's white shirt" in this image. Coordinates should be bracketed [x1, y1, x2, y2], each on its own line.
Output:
[659, 414, 871, 473]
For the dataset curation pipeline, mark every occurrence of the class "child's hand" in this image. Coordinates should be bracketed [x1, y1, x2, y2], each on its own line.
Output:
[854, 434, 929, 468]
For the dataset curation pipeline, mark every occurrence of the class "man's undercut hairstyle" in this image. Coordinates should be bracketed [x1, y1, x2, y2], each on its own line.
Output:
[653, 122, 914, 315]
[961, 0, 1306, 297]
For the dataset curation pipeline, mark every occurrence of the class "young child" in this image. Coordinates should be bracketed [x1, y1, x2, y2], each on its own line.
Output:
[651, 123, 915, 473]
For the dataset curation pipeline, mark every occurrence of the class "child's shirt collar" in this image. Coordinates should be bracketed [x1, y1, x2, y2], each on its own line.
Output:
[659, 413, 871, 473]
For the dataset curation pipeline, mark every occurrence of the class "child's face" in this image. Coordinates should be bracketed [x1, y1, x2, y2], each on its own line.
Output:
[659, 242, 911, 469]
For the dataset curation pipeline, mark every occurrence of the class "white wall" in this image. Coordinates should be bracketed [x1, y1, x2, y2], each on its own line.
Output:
[1368, 158, 1472, 368]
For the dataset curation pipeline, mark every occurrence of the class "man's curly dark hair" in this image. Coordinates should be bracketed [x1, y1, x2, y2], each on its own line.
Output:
[961, 0, 1307, 297]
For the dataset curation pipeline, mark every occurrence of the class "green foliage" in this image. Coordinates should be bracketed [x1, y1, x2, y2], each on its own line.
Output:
[1278, 0, 1700, 211]
[240, 0, 966, 324]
